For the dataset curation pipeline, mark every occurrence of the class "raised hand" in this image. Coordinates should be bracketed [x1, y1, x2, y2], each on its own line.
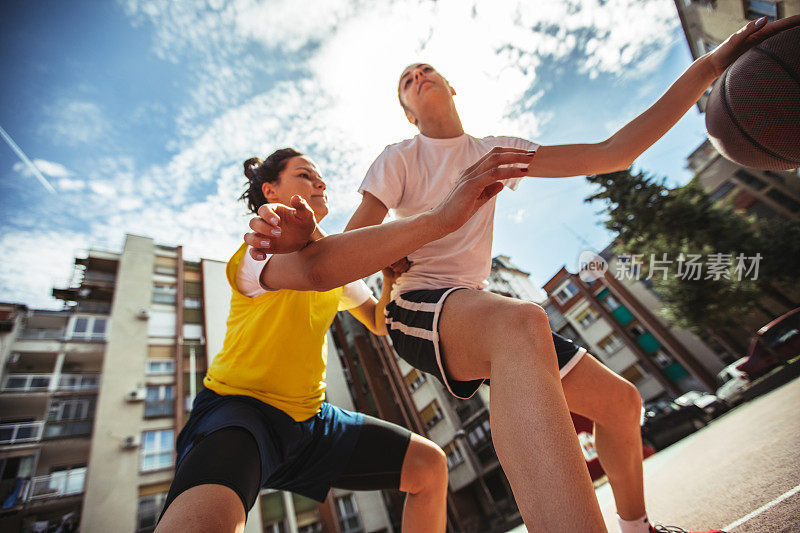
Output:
[244, 195, 317, 259]
[706, 14, 800, 78]
[430, 147, 535, 234]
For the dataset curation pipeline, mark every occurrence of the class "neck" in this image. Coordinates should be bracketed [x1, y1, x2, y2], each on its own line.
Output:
[416, 100, 464, 139]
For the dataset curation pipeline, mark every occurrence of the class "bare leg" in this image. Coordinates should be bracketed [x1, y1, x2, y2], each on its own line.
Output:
[156, 484, 245, 533]
[562, 354, 646, 520]
[439, 290, 606, 531]
[399, 434, 448, 533]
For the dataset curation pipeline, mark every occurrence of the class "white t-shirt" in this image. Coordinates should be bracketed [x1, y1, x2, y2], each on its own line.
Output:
[358, 133, 538, 298]
[236, 246, 372, 310]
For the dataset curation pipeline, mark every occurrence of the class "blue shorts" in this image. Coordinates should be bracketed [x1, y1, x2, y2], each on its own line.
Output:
[386, 288, 587, 398]
[176, 388, 365, 502]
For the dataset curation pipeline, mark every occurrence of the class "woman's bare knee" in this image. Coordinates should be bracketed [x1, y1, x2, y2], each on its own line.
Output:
[400, 435, 448, 495]
[156, 484, 246, 533]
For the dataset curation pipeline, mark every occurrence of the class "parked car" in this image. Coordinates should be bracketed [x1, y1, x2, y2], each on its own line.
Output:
[673, 390, 729, 420]
[640, 399, 707, 451]
[736, 307, 800, 379]
[715, 357, 750, 406]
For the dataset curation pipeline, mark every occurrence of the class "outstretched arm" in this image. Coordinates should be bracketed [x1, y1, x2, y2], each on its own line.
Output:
[247, 148, 535, 292]
[528, 15, 800, 178]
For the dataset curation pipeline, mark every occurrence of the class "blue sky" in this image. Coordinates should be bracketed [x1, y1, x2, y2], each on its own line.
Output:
[0, 0, 710, 308]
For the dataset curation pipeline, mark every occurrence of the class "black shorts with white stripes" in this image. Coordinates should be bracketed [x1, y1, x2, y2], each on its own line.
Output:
[385, 288, 587, 399]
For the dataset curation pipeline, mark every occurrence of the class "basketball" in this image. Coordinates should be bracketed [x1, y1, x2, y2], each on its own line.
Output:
[705, 26, 800, 171]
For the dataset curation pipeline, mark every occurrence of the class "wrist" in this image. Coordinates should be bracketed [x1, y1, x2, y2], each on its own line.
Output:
[695, 53, 721, 81]
[419, 210, 448, 240]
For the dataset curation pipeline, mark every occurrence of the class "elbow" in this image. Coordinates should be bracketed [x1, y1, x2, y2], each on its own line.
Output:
[600, 137, 634, 173]
[306, 263, 335, 292]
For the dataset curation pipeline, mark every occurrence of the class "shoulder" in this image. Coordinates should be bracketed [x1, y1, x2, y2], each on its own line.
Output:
[235, 246, 279, 298]
[377, 137, 417, 158]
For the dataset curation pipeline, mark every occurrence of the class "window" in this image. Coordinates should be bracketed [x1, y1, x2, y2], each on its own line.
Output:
[443, 441, 464, 469]
[183, 323, 203, 340]
[148, 345, 174, 358]
[554, 281, 578, 304]
[137, 492, 167, 532]
[745, 0, 778, 21]
[145, 386, 174, 418]
[421, 400, 444, 429]
[597, 333, 624, 355]
[69, 316, 107, 341]
[47, 398, 95, 421]
[404, 368, 427, 392]
[140, 430, 174, 471]
[629, 324, 647, 338]
[298, 523, 323, 533]
[576, 308, 599, 329]
[336, 494, 364, 533]
[467, 418, 492, 448]
[734, 169, 767, 191]
[601, 294, 620, 312]
[147, 311, 176, 338]
[619, 365, 644, 384]
[146, 359, 174, 375]
[184, 297, 202, 309]
[767, 189, 800, 212]
[152, 283, 176, 305]
[154, 256, 177, 276]
[709, 180, 735, 202]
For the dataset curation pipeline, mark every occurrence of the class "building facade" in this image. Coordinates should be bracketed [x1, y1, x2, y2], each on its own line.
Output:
[674, 0, 800, 221]
[0, 234, 393, 533]
[543, 247, 733, 401]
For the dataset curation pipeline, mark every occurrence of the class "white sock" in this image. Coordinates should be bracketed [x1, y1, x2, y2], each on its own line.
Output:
[617, 514, 650, 533]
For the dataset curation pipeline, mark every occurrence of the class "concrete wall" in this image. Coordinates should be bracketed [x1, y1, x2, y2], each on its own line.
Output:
[81, 235, 155, 532]
[201, 259, 230, 367]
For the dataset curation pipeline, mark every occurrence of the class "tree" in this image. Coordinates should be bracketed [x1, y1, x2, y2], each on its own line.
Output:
[585, 168, 800, 350]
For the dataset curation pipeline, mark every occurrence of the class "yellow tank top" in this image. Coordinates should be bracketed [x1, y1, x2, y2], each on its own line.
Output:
[204, 244, 343, 421]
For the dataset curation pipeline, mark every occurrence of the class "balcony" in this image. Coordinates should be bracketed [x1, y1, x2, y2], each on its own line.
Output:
[18, 328, 107, 342]
[43, 420, 93, 439]
[2, 374, 52, 392]
[28, 467, 86, 501]
[58, 374, 100, 392]
[0, 421, 44, 445]
[2, 373, 100, 393]
[18, 329, 66, 341]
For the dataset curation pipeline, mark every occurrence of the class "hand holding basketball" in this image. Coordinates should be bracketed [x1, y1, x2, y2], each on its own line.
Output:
[705, 14, 800, 78]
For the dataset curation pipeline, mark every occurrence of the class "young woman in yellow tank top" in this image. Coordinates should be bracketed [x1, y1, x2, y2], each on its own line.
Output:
[156, 146, 534, 532]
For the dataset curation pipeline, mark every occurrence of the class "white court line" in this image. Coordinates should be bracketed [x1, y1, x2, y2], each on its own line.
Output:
[723, 482, 800, 531]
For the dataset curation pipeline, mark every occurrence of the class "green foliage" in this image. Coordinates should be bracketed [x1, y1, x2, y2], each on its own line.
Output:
[585, 168, 799, 334]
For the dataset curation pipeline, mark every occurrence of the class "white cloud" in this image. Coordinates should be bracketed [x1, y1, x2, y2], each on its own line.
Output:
[13, 158, 73, 179]
[0, 231, 90, 310]
[508, 208, 528, 223]
[45, 100, 110, 146]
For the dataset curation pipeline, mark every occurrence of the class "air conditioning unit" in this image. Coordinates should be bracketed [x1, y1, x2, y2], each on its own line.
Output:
[136, 308, 150, 320]
[121, 435, 141, 449]
[125, 388, 146, 402]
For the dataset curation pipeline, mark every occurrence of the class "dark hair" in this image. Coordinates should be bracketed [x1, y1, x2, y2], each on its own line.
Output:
[239, 147, 303, 214]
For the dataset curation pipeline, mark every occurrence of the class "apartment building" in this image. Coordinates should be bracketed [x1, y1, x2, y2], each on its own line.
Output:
[544, 247, 732, 400]
[674, 0, 800, 220]
[0, 234, 393, 533]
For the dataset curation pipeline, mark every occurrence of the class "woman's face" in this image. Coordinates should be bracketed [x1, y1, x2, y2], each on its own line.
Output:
[262, 155, 328, 220]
